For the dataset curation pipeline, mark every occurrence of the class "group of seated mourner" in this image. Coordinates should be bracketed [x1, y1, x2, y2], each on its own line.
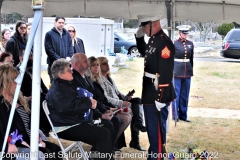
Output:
[0, 51, 147, 159]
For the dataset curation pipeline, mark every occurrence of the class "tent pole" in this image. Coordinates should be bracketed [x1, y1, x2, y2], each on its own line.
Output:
[165, 0, 171, 39]
[30, 5, 43, 160]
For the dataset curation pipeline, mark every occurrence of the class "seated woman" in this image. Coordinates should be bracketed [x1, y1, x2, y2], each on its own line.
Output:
[86, 56, 131, 150]
[45, 58, 113, 160]
[0, 64, 60, 160]
[0, 52, 14, 66]
[97, 56, 146, 151]
[17, 49, 51, 136]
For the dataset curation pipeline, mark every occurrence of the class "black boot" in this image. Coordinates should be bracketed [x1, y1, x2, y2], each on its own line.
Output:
[129, 119, 146, 151]
[131, 104, 146, 132]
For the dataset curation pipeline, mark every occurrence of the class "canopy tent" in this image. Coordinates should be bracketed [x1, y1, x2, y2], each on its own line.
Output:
[2, 0, 240, 23]
[1, 1, 240, 159]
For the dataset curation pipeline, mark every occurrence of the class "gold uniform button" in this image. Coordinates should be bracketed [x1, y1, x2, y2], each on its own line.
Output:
[145, 61, 146, 63]
[153, 36, 155, 38]
[157, 99, 159, 101]
[158, 94, 160, 96]
[145, 55, 147, 57]
[151, 41, 153, 43]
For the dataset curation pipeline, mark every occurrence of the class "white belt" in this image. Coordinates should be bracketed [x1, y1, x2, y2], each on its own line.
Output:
[144, 72, 159, 90]
[174, 59, 190, 62]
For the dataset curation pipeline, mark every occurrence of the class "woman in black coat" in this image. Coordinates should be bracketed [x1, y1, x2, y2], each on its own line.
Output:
[46, 58, 114, 160]
[67, 25, 85, 54]
[5, 21, 28, 66]
[0, 64, 61, 160]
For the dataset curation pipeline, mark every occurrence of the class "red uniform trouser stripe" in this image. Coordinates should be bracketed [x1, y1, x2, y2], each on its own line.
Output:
[157, 121, 162, 160]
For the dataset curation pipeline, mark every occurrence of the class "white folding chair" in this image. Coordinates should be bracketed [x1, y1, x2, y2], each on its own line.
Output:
[42, 100, 89, 160]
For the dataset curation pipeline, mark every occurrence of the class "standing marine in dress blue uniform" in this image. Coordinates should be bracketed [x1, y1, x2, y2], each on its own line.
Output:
[135, 15, 176, 160]
[172, 25, 194, 122]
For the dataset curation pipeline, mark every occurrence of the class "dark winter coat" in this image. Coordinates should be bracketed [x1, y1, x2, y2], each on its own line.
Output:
[45, 78, 92, 126]
[44, 28, 74, 65]
[74, 38, 85, 54]
[5, 36, 26, 66]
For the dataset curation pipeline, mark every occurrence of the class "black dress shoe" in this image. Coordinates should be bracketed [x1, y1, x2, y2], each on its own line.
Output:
[129, 141, 146, 151]
[133, 124, 147, 132]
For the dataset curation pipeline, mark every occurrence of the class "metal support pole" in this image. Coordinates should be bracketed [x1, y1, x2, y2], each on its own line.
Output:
[30, 6, 43, 160]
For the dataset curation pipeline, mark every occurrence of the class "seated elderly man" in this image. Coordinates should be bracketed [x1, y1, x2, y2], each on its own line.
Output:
[45, 58, 113, 160]
[71, 53, 121, 152]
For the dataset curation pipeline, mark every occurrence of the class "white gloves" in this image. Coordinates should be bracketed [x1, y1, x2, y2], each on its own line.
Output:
[66, 57, 71, 62]
[155, 101, 166, 111]
[136, 27, 145, 38]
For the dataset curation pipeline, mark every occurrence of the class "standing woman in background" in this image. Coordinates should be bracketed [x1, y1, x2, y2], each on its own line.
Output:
[5, 21, 28, 66]
[172, 25, 194, 123]
[67, 24, 85, 54]
[0, 29, 11, 54]
[26, 23, 32, 37]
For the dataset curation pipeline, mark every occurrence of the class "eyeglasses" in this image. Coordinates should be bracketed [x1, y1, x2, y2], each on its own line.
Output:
[19, 27, 27, 30]
[4, 60, 14, 64]
[68, 30, 75, 33]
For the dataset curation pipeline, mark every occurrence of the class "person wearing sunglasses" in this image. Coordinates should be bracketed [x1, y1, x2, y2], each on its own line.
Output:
[5, 21, 27, 67]
[67, 25, 85, 54]
[44, 16, 74, 83]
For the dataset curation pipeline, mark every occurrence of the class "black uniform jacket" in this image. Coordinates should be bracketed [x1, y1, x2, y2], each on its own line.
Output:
[174, 38, 194, 78]
[136, 29, 176, 104]
[72, 69, 109, 119]
[45, 78, 92, 126]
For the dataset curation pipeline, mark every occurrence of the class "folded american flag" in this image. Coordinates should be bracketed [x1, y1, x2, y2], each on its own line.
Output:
[77, 87, 93, 120]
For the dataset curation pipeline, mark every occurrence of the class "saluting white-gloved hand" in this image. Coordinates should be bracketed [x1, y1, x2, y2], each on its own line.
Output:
[155, 101, 166, 111]
[136, 27, 145, 38]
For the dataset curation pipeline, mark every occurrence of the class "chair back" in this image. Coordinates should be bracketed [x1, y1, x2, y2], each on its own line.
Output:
[42, 100, 88, 160]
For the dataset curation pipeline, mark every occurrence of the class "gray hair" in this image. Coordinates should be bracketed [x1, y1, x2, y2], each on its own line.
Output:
[51, 58, 70, 79]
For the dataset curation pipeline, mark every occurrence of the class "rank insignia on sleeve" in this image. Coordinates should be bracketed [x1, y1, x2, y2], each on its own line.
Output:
[161, 46, 170, 58]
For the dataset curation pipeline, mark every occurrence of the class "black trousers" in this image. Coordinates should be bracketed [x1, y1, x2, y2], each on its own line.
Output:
[57, 123, 112, 160]
[100, 116, 120, 149]
[39, 141, 62, 160]
[47, 65, 53, 83]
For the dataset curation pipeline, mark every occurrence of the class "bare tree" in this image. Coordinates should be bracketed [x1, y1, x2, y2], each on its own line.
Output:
[187, 20, 220, 42]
